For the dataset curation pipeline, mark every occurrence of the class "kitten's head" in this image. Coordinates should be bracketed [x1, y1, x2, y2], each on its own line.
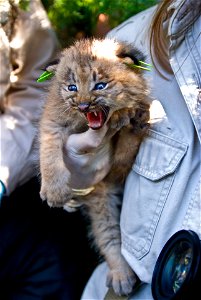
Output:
[46, 38, 149, 130]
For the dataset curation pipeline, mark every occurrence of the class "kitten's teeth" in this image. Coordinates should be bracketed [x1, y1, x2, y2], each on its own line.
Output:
[94, 111, 97, 116]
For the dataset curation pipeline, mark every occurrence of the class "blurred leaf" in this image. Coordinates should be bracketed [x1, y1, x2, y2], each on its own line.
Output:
[42, 0, 158, 47]
[19, 0, 30, 11]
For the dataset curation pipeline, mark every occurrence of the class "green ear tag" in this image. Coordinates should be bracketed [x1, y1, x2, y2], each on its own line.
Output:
[37, 71, 54, 82]
[124, 61, 152, 71]
[129, 64, 151, 71]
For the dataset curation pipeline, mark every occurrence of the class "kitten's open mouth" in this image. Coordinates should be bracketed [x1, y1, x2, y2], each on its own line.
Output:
[85, 107, 109, 130]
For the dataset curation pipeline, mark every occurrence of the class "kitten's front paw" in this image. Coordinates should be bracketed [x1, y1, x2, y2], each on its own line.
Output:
[110, 108, 133, 130]
[40, 179, 72, 207]
[131, 108, 150, 134]
[106, 264, 137, 296]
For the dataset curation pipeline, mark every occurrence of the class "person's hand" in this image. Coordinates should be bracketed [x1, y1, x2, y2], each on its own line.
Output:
[64, 125, 113, 190]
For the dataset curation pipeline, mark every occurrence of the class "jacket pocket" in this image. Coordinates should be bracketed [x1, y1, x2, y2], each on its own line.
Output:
[120, 129, 188, 259]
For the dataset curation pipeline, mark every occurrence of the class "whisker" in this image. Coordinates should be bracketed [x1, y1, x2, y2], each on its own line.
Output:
[100, 104, 109, 119]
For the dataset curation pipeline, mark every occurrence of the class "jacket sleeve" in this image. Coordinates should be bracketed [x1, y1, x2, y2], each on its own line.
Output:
[0, 0, 59, 195]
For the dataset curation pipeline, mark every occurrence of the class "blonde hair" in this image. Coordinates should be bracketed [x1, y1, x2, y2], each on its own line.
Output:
[150, 0, 173, 75]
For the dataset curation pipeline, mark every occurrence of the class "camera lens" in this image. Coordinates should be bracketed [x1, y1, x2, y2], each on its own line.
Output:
[161, 241, 193, 295]
[152, 230, 201, 300]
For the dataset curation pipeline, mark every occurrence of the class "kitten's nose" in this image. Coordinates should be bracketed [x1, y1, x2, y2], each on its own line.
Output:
[78, 102, 90, 112]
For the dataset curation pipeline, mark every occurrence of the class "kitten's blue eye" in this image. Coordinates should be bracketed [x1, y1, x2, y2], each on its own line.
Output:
[68, 84, 77, 92]
[94, 82, 107, 90]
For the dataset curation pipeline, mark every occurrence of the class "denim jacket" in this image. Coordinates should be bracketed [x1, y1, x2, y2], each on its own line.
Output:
[82, 0, 201, 299]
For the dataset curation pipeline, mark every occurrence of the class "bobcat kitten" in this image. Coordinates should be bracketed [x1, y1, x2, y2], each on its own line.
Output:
[39, 38, 150, 296]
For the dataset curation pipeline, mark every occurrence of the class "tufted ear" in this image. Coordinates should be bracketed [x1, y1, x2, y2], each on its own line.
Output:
[116, 42, 149, 71]
[45, 58, 60, 73]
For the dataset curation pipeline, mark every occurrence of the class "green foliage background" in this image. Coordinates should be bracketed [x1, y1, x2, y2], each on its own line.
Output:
[42, 0, 158, 47]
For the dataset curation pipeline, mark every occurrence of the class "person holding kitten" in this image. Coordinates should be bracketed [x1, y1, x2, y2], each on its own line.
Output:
[58, 0, 200, 299]
[0, 1, 96, 299]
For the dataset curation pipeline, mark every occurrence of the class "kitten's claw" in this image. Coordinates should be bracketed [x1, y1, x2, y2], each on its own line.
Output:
[40, 190, 47, 201]
[63, 199, 83, 213]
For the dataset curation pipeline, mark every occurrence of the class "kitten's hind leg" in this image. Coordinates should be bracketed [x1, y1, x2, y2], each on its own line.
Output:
[85, 184, 137, 296]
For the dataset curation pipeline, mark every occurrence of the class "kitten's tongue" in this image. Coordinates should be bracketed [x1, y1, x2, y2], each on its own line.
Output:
[86, 111, 104, 129]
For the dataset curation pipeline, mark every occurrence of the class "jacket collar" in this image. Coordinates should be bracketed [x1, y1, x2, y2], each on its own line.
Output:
[168, 0, 201, 37]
